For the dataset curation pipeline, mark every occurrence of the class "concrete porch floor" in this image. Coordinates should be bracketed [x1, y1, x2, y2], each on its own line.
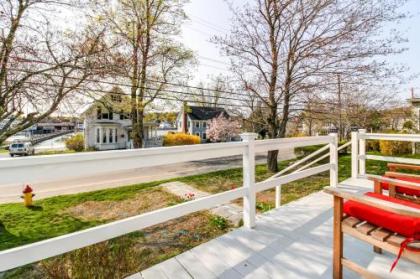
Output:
[128, 179, 420, 279]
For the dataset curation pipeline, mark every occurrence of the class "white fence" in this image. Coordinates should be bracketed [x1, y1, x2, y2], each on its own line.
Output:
[0, 133, 338, 272]
[351, 129, 420, 178]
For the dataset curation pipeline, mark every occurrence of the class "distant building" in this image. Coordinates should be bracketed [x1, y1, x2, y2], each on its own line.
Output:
[83, 88, 159, 151]
[408, 89, 420, 130]
[30, 122, 75, 135]
[176, 105, 230, 141]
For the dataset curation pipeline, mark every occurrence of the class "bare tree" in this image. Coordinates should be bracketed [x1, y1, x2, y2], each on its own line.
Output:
[0, 0, 106, 144]
[93, 0, 194, 148]
[215, 0, 407, 172]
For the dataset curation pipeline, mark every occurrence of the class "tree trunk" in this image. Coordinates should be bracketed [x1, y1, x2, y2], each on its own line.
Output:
[137, 109, 144, 148]
[267, 150, 279, 173]
[267, 107, 280, 173]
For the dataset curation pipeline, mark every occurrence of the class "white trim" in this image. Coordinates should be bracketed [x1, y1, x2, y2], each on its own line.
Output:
[255, 164, 332, 192]
[363, 154, 420, 165]
[359, 133, 420, 142]
[254, 136, 332, 153]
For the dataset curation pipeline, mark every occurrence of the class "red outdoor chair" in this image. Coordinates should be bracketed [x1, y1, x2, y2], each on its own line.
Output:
[325, 186, 420, 279]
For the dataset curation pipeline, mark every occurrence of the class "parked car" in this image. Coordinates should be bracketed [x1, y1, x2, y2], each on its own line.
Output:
[9, 142, 35, 157]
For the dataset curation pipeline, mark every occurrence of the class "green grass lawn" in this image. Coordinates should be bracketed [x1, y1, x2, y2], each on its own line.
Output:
[0, 148, 8, 153]
[1, 152, 418, 278]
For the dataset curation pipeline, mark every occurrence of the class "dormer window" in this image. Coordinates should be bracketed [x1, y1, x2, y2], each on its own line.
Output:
[97, 107, 102, 120]
[111, 94, 122, 103]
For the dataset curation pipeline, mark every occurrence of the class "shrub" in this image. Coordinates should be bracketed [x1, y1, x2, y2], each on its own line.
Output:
[209, 216, 229, 230]
[65, 134, 85, 152]
[366, 140, 380, 152]
[379, 140, 411, 156]
[163, 133, 200, 146]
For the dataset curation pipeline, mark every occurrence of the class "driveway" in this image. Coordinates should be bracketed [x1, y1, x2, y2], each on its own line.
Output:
[0, 149, 296, 203]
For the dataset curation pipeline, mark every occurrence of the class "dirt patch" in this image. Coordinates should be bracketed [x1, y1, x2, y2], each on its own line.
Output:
[65, 189, 180, 221]
[134, 212, 230, 270]
[30, 212, 229, 279]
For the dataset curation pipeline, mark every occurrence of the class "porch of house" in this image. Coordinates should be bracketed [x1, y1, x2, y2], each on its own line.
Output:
[131, 178, 420, 279]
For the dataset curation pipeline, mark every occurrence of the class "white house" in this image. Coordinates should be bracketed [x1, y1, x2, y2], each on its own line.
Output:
[176, 105, 230, 141]
[83, 89, 159, 151]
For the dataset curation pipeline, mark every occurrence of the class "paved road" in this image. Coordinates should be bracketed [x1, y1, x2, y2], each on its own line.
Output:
[0, 149, 296, 203]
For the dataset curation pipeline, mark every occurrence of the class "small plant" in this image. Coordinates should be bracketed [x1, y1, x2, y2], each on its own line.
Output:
[256, 202, 273, 213]
[209, 215, 228, 230]
[65, 134, 85, 152]
[184, 192, 195, 200]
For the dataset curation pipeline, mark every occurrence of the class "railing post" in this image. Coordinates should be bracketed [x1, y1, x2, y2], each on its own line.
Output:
[358, 129, 366, 176]
[275, 185, 281, 208]
[240, 133, 258, 229]
[329, 133, 338, 187]
[351, 130, 359, 179]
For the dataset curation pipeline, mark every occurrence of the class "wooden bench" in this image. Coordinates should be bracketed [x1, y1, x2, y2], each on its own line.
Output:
[324, 186, 420, 279]
[368, 174, 420, 204]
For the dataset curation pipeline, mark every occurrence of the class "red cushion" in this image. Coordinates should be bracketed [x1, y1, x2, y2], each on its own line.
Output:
[343, 192, 420, 238]
[381, 175, 420, 196]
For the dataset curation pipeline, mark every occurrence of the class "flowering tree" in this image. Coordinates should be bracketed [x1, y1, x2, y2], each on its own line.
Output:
[207, 115, 241, 142]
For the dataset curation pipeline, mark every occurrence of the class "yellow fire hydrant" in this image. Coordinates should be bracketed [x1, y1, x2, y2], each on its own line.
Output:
[21, 185, 35, 207]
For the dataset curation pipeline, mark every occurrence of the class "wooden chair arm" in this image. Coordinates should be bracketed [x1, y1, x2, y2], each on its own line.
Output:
[387, 163, 420, 172]
[385, 171, 420, 180]
[366, 174, 420, 191]
[324, 186, 420, 218]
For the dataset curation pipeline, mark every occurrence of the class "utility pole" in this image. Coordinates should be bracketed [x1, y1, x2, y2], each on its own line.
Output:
[182, 101, 191, 134]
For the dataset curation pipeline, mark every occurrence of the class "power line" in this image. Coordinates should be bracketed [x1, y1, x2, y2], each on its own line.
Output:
[7, 57, 244, 96]
[7, 67, 251, 98]
[10, 67, 353, 108]
[18, 80, 253, 109]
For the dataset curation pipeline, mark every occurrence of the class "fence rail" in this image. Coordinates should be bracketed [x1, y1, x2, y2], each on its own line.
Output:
[351, 130, 420, 179]
[0, 133, 338, 272]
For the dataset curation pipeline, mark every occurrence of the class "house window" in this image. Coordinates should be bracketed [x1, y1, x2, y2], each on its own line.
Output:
[203, 133, 206, 140]
[203, 122, 207, 129]
[119, 110, 128, 120]
[115, 128, 118, 143]
[97, 108, 102, 120]
[102, 128, 107, 143]
[109, 110, 113, 120]
[109, 128, 113, 143]
[102, 112, 109, 119]
[195, 122, 200, 128]
[96, 128, 100, 143]
[187, 121, 190, 128]
[111, 94, 122, 103]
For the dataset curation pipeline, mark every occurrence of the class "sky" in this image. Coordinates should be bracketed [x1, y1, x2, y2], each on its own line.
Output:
[181, 0, 420, 98]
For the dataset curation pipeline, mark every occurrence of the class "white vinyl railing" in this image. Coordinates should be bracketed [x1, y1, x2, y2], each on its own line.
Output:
[351, 130, 420, 178]
[0, 133, 338, 272]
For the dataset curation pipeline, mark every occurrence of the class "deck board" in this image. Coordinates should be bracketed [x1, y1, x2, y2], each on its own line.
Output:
[133, 178, 420, 279]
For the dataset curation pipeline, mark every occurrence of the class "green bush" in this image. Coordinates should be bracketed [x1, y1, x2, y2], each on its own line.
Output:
[65, 134, 85, 152]
[209, 216, 228, 230]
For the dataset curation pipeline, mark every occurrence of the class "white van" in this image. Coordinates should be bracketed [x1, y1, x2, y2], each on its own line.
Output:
[9, 142, 35, 157]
